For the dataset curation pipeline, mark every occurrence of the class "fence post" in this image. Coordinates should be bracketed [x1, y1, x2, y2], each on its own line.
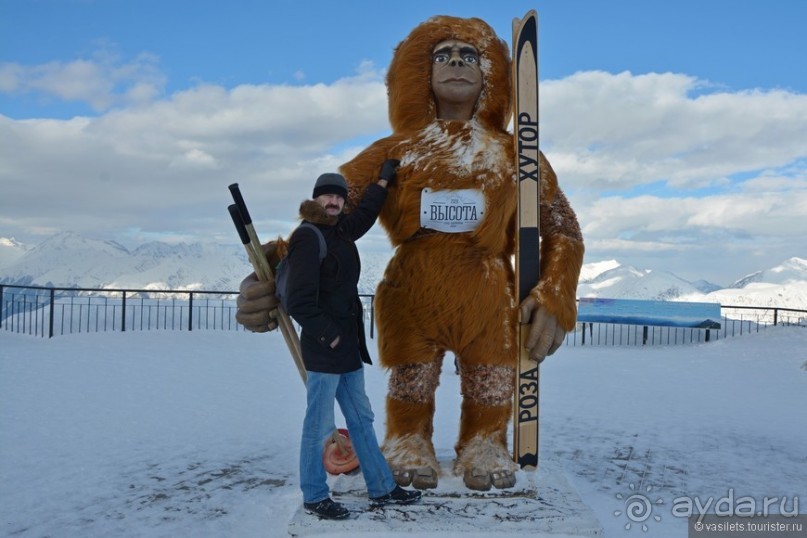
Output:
[370, 297, 374, 339]
[49, 288, 55, 338]
[188, 292, 194, 331]
[773, 308, 779, 326]
[121, 291, 127, 332]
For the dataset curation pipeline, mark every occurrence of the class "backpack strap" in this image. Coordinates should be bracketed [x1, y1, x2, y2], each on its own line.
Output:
[297, 222, 327, 262]
[275, 223, 328, 312]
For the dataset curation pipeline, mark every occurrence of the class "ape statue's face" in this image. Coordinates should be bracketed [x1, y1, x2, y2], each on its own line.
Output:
[430, 39, 483, 121]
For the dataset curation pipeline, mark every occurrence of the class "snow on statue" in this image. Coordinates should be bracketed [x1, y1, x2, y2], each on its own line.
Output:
[236, 15, 584, 492]
[340, 16, 584, 491]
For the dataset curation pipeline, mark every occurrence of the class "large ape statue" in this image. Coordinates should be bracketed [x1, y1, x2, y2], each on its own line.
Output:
[339, 16, 584, 491]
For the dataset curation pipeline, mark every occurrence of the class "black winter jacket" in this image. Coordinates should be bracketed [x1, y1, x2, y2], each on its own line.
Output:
[285, 184, 387, 373]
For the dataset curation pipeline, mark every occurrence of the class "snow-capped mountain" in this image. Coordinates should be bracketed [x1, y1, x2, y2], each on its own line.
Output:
[576, 259, 722, 300]
[731, 257, 807, 288]
[0, 237, 28, 268]
[681, 281, 807, 312]
[577, 259, 620, 283]
[358, 251, 392, 295]
[0, 231, 389, 295]
[679, 257, 807, 312]
[688, 279, 723, 294]
[574, 257, 806, 310]
[0, 232, 250, 292]
[1, 233, 805, 310]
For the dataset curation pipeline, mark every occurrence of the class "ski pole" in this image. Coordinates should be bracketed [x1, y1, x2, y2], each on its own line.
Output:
[227, 204, 271, 282]
[228, 185, 305, 379]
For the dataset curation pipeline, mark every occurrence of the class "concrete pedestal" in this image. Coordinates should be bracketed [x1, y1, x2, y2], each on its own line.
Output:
[288, 458, 602, 537]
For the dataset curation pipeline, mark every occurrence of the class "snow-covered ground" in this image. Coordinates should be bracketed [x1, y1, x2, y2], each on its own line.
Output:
[1, 327, 805, 537]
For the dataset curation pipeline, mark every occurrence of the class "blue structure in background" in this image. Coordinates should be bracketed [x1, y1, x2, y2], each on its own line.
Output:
[577, 297, 722, 329]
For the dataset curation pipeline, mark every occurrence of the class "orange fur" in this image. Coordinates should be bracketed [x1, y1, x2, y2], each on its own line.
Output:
[456, 400, 511, 452]
[385, 397, 436, 441]
[337, 16, 584, 482]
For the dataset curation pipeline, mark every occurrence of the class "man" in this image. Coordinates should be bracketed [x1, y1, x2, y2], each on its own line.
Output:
[237, 163, 421, 520]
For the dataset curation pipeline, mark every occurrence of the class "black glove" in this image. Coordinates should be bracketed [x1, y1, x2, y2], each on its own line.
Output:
[380, 159, 400, 186]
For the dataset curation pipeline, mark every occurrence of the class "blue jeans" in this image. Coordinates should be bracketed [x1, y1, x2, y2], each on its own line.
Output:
[300, 367, 396, 503]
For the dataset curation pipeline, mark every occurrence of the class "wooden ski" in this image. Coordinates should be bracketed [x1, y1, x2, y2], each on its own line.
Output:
[512, 10, 541, 470]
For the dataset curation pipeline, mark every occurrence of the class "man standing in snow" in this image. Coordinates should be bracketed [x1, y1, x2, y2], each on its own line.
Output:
[237, 165, 421, 519]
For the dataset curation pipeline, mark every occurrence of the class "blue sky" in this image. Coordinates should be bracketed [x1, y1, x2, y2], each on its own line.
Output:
[1, 0, 806, 284]
[4, 0, 807, 118]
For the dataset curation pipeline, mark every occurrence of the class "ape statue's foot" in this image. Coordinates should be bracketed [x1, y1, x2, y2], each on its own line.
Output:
[392, 466, 439, 489]
[454, 435, 518, 491]
[463, 468, 516, 491]
[383, 433, 440, 489]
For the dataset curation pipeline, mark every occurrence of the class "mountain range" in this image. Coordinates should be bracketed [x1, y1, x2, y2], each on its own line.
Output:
[0, 231, 391, 296]
[576, 256, 807, 311]
[1, 232, 806, 310]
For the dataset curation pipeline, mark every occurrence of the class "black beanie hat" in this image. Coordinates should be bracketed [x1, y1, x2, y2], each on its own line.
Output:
[312, 173, 348, 199]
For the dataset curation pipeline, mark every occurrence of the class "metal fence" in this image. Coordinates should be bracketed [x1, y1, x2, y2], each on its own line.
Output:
[0, 284, 377, 339]
[2, 284, 805, 344]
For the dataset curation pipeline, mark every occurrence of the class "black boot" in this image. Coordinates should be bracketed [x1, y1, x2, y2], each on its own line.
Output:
[370, 485, 422, 507]
[303, 498, 349, 519]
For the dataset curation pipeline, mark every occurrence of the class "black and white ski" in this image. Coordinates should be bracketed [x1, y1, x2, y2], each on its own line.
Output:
[512, 10, 541, 470]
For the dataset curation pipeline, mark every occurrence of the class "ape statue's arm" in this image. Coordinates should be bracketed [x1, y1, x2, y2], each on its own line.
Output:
[519, 153, 584, 362]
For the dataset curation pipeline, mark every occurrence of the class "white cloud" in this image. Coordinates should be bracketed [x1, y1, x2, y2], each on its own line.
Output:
[581, 190, 807, 240]
[739, 163, 807, 192]
[0, 67, 389, 248]
[0, 65, 804, 283]
[538, 70, 807, 281]
[169, 148, 220, 169]
[543, 71, 807, 190]
[0, 51, 165, 111]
